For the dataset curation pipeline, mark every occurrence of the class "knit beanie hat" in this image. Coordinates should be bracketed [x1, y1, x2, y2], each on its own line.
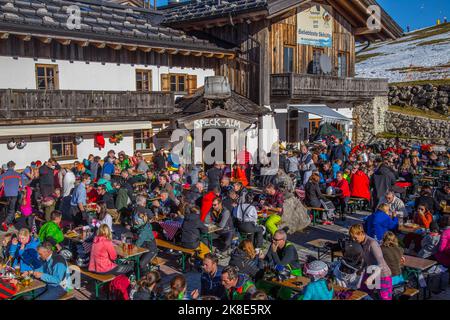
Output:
[304, 260, 328, 281]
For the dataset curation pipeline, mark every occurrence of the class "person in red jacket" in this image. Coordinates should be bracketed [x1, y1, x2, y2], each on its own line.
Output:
[350, 166, 371, 201]
[329, 172, 351, 219]
[200, 186, 221, 222]
[89, 224, 133, 275]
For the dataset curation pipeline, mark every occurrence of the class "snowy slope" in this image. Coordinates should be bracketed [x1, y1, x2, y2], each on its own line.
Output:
[356, 23, 450, 83]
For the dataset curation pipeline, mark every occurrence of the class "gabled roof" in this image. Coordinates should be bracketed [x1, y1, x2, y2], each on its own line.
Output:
[162, 0, 268, 25]
[162, 0, 403, 41]
[176, 87, 270, 116]
[176, 107, 259, 127]
[0, 0, 234, 53]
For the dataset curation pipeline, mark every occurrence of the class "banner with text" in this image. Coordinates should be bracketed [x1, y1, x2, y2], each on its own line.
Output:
[297, 3, 333, 48]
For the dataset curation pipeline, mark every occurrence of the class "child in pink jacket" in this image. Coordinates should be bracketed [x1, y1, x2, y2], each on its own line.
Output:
[435, 226, 450, 267]
[20, 185, 32, 217]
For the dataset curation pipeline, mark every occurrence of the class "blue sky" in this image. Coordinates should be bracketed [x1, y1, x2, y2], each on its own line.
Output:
[153, 0, 449, 31]
[378, 0, 449, 31]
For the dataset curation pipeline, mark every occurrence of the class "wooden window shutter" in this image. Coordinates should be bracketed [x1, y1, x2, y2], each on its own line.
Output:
[187, 74, 197, 95]
[161, 74, 170, 92]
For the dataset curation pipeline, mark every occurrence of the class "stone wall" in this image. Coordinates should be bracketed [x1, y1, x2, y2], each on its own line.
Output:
[389, 84, 450, 115]
[384, 111, 450, 145]
[353, 96, 388, 143]
[353, 95, 449, 145]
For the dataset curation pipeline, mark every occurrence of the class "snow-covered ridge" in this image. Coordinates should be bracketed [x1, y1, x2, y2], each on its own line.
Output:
[356, 23, 450, 83]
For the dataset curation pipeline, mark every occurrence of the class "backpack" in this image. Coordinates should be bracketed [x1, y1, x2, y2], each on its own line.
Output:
[108, 274, 131, 300]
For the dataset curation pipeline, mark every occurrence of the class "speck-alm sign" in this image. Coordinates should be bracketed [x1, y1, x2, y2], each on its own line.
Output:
[297, 2, 333, 48]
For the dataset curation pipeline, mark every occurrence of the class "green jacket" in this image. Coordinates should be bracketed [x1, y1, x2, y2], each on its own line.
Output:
[115, 188, 129, 211]
[38, 221, 64, 245]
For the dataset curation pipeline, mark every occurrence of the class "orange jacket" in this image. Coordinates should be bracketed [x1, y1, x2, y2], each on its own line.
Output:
[414, 210, 433, 229]
[232, 167, 248, 186]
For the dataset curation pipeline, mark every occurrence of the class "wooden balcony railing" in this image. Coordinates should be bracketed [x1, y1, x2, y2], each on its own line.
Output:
[0, 89, 174, 122]
[270, 73, 388, 102]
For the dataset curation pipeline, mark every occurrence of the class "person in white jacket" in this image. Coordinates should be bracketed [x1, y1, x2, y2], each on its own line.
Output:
[62, 169, 76, 197]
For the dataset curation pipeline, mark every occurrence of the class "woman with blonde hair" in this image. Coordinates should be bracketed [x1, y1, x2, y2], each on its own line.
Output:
[349, 224, 393, 300]
[88, 224, 133, 275]
[381, 232, 405, 286]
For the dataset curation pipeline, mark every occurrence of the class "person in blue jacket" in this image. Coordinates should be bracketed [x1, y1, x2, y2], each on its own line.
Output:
[364, 203, 399, 243]
[101, 157, 115, 177]
[9, 228, 41, 272]
[26, 241, 72, 300]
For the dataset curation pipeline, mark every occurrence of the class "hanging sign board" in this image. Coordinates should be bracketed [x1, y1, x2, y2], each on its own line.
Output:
[184, 118, 250, 130]
[297, 2, 333, 48]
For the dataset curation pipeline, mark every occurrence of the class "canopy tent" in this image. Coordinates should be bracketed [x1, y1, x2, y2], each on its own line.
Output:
[312, 123, 344, 140]
[288, 104, 351, 125]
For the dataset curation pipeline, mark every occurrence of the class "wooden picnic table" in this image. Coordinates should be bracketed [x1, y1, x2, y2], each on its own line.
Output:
[265, 276, 367, 300]
[403, 255, 437, 271]
[11, 279, 46, 300]
[114, 243, 149, 280]
[403, 255, 437, 300]
[202, 224, 223, 250]
[246, 186, 264, 194]
[398, 223, 422, 235]
[306, 239, 341, 261]
[423, 167, 447, 172]
[333, 285, 368, 301]
[64, 230, 85, 243]
[267, 276, 310, 291]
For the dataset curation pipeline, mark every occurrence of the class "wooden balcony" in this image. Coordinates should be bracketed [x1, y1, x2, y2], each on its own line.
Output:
[270, 73, 388, 103]
[0, 89, 174, 124]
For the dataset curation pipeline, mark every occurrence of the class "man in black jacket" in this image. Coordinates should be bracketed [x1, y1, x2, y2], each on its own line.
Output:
[97, 185, 115, 209]
[371, 159, 397, 209]
[264, 230, 300, 271]
[329, 138, 346, 163]
[206, 162, 223, 191]
[153, 149, 167, 172]
[39, 159, 59, 198]
[180, 206, 210, 259]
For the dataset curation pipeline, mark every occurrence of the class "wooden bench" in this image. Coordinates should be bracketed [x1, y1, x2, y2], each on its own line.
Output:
[149, 256, 167, 271]
[401, 288, 420, 300]
[306, 207, 325, 226]
[69, 264, 116, 299]
[58, 291, 75, 300]
[155, 239, 198, 273]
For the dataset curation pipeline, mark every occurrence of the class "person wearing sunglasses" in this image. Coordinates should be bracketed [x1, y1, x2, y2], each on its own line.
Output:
[206, 198, 234, 253]
[264, 229, 300, 273]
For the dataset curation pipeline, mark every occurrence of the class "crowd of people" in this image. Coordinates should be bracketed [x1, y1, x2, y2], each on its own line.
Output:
[0, 136, 449, 300]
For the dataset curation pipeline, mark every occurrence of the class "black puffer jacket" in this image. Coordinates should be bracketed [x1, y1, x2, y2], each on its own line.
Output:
[228, 248, 263, 278]
[181, 212, 208, 249]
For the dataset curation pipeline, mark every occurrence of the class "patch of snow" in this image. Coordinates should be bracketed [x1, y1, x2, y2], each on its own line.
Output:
[356, 27, 450, 83]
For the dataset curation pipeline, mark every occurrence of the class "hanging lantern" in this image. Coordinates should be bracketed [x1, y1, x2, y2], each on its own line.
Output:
[7, 139, 16, 150]
[74, 136, 84, 145]
[16, 139, 27, 150]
